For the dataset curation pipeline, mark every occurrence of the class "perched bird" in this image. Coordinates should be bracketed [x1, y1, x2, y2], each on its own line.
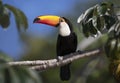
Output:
[33, 15, 77, 81]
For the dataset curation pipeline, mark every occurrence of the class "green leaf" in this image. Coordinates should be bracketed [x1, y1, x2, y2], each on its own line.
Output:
[78, 6, 98, 37]
[83, 7, 94, 24]
[97, 2, 108, 15]
[0, 1, 4, 14]
[0, 62, 42, 83]
[89, 20, 97, 35]
[92, 8, 98, 28]
[105, 37, 120, 60]
[77, 6, 95, 24]
[77, 2, 117, 38]
[103, 15, 116, 30]
[0, 51, 13, 62]
[4, 4, 28, 32]
[106, 2, 114, 15]
[0, 54, 42, 83]
[113, 21, 120, 37]
[10, 66, 41, 83]
[99, 16, 105, 31]
[82, 22, 90, 37]
[0, 3, 10, 29]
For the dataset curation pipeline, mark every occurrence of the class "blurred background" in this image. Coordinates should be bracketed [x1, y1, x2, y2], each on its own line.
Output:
[0, 0, 120, 83]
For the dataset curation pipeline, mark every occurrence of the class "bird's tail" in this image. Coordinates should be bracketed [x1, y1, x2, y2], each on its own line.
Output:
[60, 64, 70, 81]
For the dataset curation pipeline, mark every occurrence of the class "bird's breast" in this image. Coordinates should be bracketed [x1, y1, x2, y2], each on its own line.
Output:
[58, 22, 71, 36]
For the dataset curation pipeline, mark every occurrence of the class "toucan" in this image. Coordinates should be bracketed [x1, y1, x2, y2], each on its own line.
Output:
[33, 15, 77, 81]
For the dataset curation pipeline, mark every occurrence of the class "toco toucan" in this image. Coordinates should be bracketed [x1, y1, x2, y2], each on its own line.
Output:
[33, 15, 77, 81]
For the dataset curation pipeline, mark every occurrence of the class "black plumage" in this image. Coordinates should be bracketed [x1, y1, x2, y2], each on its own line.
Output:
[57, 17, 77, 81]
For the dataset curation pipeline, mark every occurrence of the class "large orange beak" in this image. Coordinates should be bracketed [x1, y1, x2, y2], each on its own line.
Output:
[33, 15, 60, 27]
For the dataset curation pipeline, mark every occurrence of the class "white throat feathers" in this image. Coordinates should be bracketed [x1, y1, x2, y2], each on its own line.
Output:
[58, 22, 71, 36]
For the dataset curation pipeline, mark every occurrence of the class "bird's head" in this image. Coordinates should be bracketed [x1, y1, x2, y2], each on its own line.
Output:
[33, 15, 73, 36]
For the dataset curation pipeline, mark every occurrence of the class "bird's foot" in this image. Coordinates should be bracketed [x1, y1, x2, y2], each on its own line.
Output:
[77, 50, 84, 54]
[57, 56, 63, 62]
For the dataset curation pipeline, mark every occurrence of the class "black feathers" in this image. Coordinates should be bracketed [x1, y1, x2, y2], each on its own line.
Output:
[57, 33, 77, 81]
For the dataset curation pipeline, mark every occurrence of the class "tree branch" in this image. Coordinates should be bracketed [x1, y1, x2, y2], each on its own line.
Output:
[7, 48, 103, 71]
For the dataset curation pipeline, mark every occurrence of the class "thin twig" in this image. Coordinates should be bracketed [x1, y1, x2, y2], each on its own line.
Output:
[8, 59, 57, 66]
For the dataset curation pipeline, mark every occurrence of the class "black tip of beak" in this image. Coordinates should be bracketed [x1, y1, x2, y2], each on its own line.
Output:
[33, 18, 40, 23]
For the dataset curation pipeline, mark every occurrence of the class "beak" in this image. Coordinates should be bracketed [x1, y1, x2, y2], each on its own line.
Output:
[33, 18, 40, 23]
[33, 15, 60, 27]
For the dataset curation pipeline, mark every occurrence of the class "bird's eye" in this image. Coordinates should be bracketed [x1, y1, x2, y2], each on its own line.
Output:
[60, 18, 65, 22]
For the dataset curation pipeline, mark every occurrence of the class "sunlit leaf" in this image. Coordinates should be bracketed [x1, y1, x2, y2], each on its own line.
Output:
[92, 7, 98, 28]
[77, 13, 84, 24]
[114, 21, 120, 37]
[79, 6, 94, 24]
[77, 2, 118, 38]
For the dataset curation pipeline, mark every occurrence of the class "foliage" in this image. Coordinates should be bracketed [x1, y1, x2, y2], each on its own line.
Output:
[0, 1, 10, 29]
[77, 2, 120, 83]
[105, 36, 120, 60]
[77, 2, 117, 37]
[0, 1, 41, 83]
[0, 1, 28, 31]
[105, 23, 120, 82]
[0, 52, 42, 83]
